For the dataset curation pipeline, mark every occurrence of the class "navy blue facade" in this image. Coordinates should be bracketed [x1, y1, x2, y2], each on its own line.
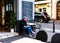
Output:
[22, 1, 33, 22]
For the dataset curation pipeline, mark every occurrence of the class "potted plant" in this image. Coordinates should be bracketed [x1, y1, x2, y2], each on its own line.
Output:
[5, 11, 16, 32]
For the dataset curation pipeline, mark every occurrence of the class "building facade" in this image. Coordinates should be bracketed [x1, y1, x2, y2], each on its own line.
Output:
[34, 0, 60, 20]
[14, 0, 34, 21]
[0, 0, 14, 31]
[0, 0, 34, 31]
[52, 0, 60, 20]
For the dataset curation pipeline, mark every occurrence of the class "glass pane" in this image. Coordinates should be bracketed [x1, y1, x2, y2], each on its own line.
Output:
[6, 4, 9, 11]
[5, 0, 13, 11]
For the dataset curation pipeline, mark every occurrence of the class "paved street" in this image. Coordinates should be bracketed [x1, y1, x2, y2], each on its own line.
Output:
[41, 20, 60, 33]
[39, 20, 60, 42]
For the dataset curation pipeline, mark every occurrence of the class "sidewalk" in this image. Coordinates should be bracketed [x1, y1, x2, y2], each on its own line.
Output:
[49, 20, 60, 23]
[0, 35, 24, 43]
[0, 32, 18, 40]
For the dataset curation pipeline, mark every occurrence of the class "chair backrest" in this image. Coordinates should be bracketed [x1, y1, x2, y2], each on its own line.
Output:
[36, 30, 48, 42]
[51, 33, 60, 43]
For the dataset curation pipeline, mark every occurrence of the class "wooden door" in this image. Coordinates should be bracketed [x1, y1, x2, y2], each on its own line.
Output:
[57, 1, 60, 19]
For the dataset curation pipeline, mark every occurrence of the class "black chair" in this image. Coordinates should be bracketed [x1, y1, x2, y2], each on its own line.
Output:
[36, 30, 48, 42]
[51, 33, 60, 43]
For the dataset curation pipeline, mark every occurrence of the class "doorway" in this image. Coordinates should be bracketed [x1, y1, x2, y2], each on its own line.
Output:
[57, 1, 60, 20]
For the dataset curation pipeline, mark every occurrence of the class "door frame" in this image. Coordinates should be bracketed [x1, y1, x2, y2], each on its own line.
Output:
[56, 1, 60, 20]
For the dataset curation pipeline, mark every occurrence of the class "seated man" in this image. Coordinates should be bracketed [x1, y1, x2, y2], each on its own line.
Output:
[19, 16, 34, 37]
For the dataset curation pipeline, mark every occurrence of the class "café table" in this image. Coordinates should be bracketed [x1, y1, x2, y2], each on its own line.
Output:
[11, 37, 45, 43]
[27, 23, 36, 26]
[27, 23, 36, 31]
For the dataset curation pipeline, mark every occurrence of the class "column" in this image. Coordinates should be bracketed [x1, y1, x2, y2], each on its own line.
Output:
[17, 0, 22, 20]
[31, 0, 34, 20]
[15, 0, 22, 32]
[52, 0, 57, 19]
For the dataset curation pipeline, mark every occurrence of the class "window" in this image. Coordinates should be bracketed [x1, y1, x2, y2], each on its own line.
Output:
[22, 1, 33, 21]
[6, 4, 9, 11]
[43, 8, 46, 11]
[5, 0, 14, 11]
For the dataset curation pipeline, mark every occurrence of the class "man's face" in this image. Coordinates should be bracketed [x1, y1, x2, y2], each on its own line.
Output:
[24, 18, 27, 21]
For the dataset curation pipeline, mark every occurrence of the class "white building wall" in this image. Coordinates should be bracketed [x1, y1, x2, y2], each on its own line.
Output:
[52, 0, 60, 19]
[35, 0, 51, 4]
[17, 0, 22, 20]
[23, 0, 34, 2]
[46, 3, 51, 18]
[45, 0, 51, 1]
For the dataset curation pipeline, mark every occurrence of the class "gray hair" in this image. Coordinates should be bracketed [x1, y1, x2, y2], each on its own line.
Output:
[23, 16, 27, 19]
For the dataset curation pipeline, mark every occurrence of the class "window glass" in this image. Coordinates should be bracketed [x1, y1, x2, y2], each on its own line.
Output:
[5, 0, 13, 11]
[43, 8, 46, 11]
[6, 4, 9, 11]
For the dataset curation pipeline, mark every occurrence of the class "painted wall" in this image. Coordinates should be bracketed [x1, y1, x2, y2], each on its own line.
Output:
[16, 0, 22, 20]
[52, 0, 60, 19]
[23, 0, 34, 2]
[46, 3, 51, 18]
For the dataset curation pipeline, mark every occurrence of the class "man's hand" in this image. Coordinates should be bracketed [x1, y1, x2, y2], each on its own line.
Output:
[24, 26, 27, 27]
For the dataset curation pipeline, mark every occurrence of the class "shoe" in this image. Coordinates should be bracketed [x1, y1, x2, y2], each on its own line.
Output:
[32, 31, 35, 34]
[29, 34, 32, 37]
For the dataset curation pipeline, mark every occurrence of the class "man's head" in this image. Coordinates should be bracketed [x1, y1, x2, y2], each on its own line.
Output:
[23, 16, 27, 21]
